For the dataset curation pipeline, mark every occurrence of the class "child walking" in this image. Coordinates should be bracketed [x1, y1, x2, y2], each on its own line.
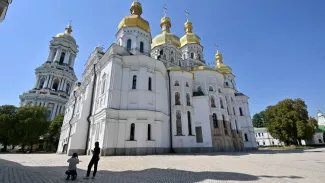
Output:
[66, 152, 79, 180]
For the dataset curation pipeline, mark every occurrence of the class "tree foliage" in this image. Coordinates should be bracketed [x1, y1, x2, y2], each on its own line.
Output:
[264, 98, 314, 145]
[48, 114, 64, 150]
[308, 117, 318, 128]
[16, 106, 49, 151]
[0, 105, 18, 151]
[252, 111, 266, 128]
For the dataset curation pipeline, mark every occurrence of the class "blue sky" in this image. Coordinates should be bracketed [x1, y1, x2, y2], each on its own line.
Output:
[0, 0, 324, 117]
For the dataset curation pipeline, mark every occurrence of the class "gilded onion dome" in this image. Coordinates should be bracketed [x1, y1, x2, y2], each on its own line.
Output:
[151, 8, 180, 48]
[180, 12, 201, 48]
[55, 23, 76, 44]
[118, 1, 151, 33]
[215, 49, 233, 74]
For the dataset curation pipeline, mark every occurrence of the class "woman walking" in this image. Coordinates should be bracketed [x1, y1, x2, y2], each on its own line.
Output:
[84, 142, 100, 179]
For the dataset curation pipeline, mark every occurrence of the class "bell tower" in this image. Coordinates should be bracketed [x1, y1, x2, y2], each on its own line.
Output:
[19, 23, 79, 121]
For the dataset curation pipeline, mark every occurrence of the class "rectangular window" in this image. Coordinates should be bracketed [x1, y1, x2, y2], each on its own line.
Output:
[195, 127, 203, 143]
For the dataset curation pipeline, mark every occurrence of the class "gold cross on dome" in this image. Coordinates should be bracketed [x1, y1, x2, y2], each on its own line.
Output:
[185, 9, 190, 21]
[163, 4, 167, 16]
[69, 20, 72, 25]
[216, 44, 219, 52]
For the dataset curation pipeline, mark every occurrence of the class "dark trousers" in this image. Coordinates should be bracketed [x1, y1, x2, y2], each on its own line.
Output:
[86, 158, 99, 177]
[66, 170, 77, 180]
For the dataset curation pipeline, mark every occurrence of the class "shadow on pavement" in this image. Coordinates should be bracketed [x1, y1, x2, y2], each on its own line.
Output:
[0, 158, 304, 183]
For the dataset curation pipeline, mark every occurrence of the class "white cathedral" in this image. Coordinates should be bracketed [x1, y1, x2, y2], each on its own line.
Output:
[22, 1, 257, 155]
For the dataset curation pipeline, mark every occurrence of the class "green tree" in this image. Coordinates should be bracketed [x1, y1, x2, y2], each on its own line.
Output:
[264, 98, 314, 145]
[0, 105, 18, 152]
[308, 117, 318, 128]
[16, 106, 49, 152]
[252, 111, 266, 128]
[48, 114, 64, 151]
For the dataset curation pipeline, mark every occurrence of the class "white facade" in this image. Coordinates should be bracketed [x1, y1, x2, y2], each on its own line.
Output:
[0, 0, 12, 22]
[254, 128, 282, 146]
[307, 110, 325, 145]
[58, 1, 257, 156]
[20, 24, 78, 121]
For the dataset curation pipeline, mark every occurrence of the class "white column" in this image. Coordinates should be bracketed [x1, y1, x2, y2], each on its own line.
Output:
[47, 48, 54, 61]
[43, 75, 49, 89]
[58, 78, 63, 91]
[60, 79, 66, 91]
[64, 52, 71, 64]
[34, 75, 40, 88]
[47, 75, 53, 88]
[51, 103, 58, 120]
[63, 81, 68, 92]
[70, 55, 76, 68]
[54, 49, 61, 62]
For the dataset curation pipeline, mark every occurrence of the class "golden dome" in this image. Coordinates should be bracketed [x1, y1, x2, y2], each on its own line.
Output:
[180, 21, 201, 47]
[55, 24, 76, 44]
[118, 1, 150, 33]
[152, 15, 180, 48]
[215, 50, 232, 74]
[160, 16, 171, 28]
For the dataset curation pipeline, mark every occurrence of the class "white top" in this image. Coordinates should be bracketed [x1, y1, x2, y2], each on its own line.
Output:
[67, 157, 79, 170]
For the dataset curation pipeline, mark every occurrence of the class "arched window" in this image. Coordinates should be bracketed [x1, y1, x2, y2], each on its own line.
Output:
[233, 107, 236, 115]
[175, 92, 181, 105]
[101, 74, 106, 94]
[148, 77, 152, 91]
[127, 39, 132, 50]
[212, 113, 218, 128]
[186, 93, 191, 106]
[187, 111, 193, 135]
[147, 124, 151, 140]
[130, 123, 135, 140]
[220, 98, 224, 109]
[209, 86, 213, 91]
[244, 133, 248, 142]
[171, 51, 174, 55]
[235, 120, 239, 134]
[186, 82, 189, 87]
[190, 52, 194, 59]
[223, 114, 228, 135]
[218, 88, 222, 93]
[174, 81, 179, 86]
[171, 57, 174, 63]
[59, 52, 65, 64]
[176, 110, 182, 135]
[318, 139, 322, 143]
[163, 54, 166, 60]
[39, 77, 45, 89]
[211, 96, 216, 108]
[225, 82, 229, 86]
[132, 75, 137, 89]
[52, 78, 60, 91]
[198, 54, 201, 60]
[140, 41, 144, 53]
[239, 107, 244, 116]
[197, 86, 202, 92]
[66, 83, 70, 94]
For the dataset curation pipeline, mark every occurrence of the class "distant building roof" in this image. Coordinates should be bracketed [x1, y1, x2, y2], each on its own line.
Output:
[315, 125, 325, 133]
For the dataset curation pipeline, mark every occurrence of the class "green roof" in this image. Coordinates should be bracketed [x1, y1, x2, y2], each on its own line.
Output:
[315, 125, 325, 133]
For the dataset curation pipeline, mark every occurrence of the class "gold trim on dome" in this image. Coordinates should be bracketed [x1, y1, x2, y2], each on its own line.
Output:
[191, 66, 218, 72]
[180, 33, 201, 47]
[152, 32, 181, 48]
[118, 15, 150, 33]
[117, 1, 151, 33]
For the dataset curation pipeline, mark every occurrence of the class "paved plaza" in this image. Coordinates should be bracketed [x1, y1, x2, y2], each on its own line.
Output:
[0, 149, 325, 183]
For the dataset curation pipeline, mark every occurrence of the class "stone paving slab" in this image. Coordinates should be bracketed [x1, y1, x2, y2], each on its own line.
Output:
[0, 149, 325, 183]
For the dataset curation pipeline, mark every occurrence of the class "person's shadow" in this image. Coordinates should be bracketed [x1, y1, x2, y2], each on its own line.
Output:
[0, 158, 303, 183]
